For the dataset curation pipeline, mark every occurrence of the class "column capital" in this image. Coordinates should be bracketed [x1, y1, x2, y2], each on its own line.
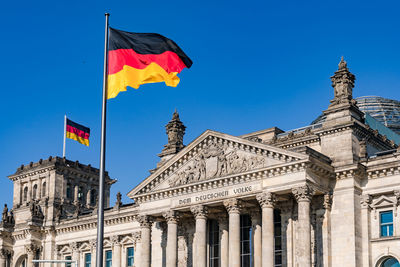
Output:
[136, 215, 153, 228]
[360, 194, 372, 209]
[256, 192, 277, 208]
[292, 185, 314, 202]
[323, 192, 333, 210]
[25, 243, 40, 255]
[0, 248, 11, 258]
[223, 198, 242, 214]
[132, 231, 142, 245]
[163, 210, 180, 224]
[190, 205, 208, 220]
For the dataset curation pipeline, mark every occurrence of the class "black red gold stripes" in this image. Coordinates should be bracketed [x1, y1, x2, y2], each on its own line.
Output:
[66, 119, 90, 146]
[107, 27, 192, 99]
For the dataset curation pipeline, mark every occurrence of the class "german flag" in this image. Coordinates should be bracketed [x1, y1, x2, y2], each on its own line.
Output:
[66, 119, 90, 146]
[107, 27, 192, 99]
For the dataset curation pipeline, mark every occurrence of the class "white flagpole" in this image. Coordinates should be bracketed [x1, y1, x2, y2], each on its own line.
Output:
[63, 114, 67, 158]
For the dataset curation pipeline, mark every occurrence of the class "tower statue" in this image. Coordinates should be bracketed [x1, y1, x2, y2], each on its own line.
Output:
[156, 110, 186, 168]
[329, 56, 356, 107]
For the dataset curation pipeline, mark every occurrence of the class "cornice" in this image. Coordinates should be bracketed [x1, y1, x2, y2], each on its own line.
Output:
[335, 163, 366, 181]
[133, 160, 308, 204]
[55, 211, 137, 234]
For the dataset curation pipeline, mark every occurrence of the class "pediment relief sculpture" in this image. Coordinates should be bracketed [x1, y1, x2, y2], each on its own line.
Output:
[130, 131, 306, 197]
[168, 140, 278, 187]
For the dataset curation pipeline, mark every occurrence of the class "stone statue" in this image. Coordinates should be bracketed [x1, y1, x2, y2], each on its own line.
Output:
[2, 204, 8, 222]
[115, 192, 122, 209]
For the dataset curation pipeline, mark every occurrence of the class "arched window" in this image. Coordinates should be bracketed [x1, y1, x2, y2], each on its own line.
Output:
[66, 184, 72, 200]
[42, 182, 46, 197]
[23, 187, 28, 202]
[90, 189, 97, 206]
[32, 184, 38, 200]
[380, 257, 400, 267]
[78, 186, 84, 203]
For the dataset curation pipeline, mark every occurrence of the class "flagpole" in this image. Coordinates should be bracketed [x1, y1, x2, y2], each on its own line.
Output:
[63, 115, 67, 158]
[96, 12, 109, 267]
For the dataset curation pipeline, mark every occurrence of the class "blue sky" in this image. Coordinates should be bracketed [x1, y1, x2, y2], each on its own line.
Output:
[1, 0, 400, 207]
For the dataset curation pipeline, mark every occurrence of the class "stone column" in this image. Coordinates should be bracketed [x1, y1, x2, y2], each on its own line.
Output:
[217, 214, 229, 267]
[74, 185, 79, 203]
[360, 194, 371, 267]
[223, 198, 242, 267]
[250, 209, 262, 267]
[163, 211, 179, 267]
[292, 185, 314, 267]
[137, 215, 152, 267]
[256, 192, 276, 267]
[191, 205, 208, 267]
[111, 235, 121, 267]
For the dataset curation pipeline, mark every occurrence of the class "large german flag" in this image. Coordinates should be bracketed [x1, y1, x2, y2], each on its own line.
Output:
[66, 119, 90, 146]
[107, 27, 193, 99]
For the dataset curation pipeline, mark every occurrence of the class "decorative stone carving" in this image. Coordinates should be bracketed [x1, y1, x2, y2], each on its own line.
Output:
[132, 231, 141, 245]
[190, 205, 208, 219]
[136, 215, 153, 228]
[0, 249, 11, 258]
[329, 57, 356, 106]
[29, 200, 44, 220]
[394, 190, 400, 205]
[69, 242, 78, 252]
[110, 235, 121, 246]
[360, 194, 372, 209]
[54, 203, 63, 223]
[256, 192, 277, 208]
[169, 139, 268, 187]
[163, 210, 180, 224]
[158, 110, 186, 162]
[323, 193, 333, 210]
[2, 204, 8, 222]
[292, 185, 314, 202]
[223, 198, 242, 214]
[89, 239, 97, 249]
[25, 243, 40, 255]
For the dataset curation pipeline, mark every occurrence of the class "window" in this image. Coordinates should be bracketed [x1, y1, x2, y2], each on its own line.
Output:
[78, 186, 84, 203]
[240, 214, 252, 267]
[42, 182, 46, 197]
[20, 259, 26, 267]
[90, 189, 97, 206]
[127, 247, 134, 267]
[380, 211, 394, 237]
[66, 185, 72, 200]
[65, 256, 72, 267]
[105, 250, 112, 267]
[209, 219, 220, 267]
[274, 209, 282, 267]
[85, 253, 91, 267]
[380, 257, 400, 267]
[23, 187, 28, 202]
[33, 184, 37, 200]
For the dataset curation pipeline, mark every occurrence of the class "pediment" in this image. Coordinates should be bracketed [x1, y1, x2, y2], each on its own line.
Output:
[128, 130, 307, 198]
[371, 195, 396, 208]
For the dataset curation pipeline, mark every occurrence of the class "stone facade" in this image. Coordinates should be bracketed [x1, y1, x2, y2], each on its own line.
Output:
[1, 58, 400, 267]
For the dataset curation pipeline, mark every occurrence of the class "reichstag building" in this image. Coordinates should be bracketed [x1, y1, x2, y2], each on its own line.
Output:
[1, 58, 400, 267]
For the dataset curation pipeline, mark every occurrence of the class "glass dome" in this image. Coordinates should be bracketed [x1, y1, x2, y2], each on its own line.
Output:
[312, 96, 400, 135]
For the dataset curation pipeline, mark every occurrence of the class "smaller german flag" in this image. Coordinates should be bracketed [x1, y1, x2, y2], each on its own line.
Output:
[66, 119, 90, 146]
